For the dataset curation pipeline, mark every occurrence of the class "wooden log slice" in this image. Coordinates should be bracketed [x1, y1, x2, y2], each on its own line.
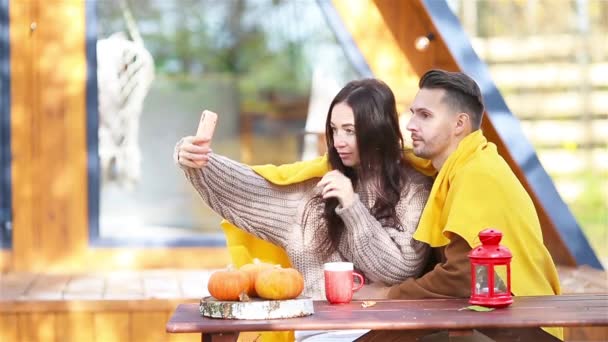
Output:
[199, 296, 314, 320]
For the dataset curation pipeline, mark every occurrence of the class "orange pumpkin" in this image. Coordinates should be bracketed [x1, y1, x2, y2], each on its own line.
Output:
[255, 266, 304, 300]
[207, 266, 250, 301]
[240, 259, 275, 297]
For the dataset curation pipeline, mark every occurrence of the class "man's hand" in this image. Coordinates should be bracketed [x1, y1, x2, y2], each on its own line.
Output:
[353, 282, 392, 300]
[317, 170, 355, 208]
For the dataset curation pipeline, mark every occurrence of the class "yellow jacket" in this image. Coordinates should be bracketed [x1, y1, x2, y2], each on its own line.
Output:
[412, 130, 562, 339]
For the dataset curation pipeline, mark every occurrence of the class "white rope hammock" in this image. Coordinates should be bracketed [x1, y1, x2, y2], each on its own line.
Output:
[97, 2, 154, 188]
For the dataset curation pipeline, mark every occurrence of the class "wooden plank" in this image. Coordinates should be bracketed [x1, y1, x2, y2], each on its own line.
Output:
[471, 35, 608, 63]
[537, 149, 608, 175]
[18, 313, 56, 342]
[132, 311, 171, 341]
[25, 274, 70, 300]
[9, 0, 37, 272]
[29, 247, 230, 273]
[167, 311, 201, 342]
[521, 120, 608, 146]
[63, 274, 105, 298]
[94, 312, 131, 342]
[167, 295, 608, 334]
[0, 313, 19, 342]
[0, 298, 197, 313]
[55, 312, 95, 342]
[0, 272, 37, 300]
[79, 248, 230, 273]
[505, 91, 608, 118]
[34, 0, 88, 270]
[488, 63, 608, 89]
[10, 0, 88, 272]
[0, 250, 10, 272]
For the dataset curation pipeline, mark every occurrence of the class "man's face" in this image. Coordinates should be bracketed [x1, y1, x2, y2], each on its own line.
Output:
[406, 88, 457, 163]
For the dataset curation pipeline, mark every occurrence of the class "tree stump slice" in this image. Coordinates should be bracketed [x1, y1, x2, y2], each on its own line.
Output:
[200, 296, 314, 320]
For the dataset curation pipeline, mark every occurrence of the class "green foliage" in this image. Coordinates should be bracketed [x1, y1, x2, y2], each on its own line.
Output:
[98, 0, 321, 110]
[565, 171, 608, 258]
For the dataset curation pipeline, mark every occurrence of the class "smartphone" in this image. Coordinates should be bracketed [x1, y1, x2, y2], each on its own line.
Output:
[196, 110, 218, 146]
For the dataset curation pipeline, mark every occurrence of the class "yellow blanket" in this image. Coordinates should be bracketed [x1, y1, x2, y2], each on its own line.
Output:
[221, 152, 433, 342]
[412, 130, 562, 339]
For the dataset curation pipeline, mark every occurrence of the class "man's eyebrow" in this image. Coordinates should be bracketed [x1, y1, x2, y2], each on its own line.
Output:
[411, 107, 430, 113]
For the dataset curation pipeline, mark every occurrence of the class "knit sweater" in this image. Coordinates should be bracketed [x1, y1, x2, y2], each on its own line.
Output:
[177, 151, 432, 299]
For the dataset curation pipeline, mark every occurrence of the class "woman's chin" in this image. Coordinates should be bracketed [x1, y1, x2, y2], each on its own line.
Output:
[341, 159, 357, 167]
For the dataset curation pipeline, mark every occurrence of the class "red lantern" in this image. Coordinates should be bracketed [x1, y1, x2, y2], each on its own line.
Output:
[468, 229, 513, 308]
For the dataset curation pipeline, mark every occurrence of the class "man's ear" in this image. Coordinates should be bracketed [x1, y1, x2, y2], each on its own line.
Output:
[455, 113, 470, 134]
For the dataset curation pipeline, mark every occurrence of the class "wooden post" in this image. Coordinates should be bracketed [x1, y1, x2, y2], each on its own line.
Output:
[10, 0, 89, 271]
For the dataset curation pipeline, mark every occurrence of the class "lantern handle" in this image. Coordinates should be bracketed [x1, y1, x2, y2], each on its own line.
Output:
[471, 234, 481, 247]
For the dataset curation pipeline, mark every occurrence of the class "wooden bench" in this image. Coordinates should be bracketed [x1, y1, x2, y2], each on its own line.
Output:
[166, 294, 608, 342]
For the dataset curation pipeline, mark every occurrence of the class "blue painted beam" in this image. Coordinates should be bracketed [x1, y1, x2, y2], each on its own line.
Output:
[422, 0, 602, 269]
[0, 0, 12, 249]
[85, 0, 101, 245]
[316, 0, 373, 78]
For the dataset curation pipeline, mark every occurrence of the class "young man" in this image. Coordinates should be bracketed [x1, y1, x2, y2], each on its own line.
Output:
[356, 69, 562, 340]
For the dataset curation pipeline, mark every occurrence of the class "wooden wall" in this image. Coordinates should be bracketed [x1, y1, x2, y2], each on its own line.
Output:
[0, 300, 198, 342]
[3, 0, 230, 273]
[10, 0, 89, 271]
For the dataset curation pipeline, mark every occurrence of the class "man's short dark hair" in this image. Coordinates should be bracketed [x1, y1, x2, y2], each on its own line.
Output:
[419, 69, 485, 129]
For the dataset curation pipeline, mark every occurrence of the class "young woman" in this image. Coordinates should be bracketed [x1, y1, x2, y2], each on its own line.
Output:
[175, 79, 432, 299]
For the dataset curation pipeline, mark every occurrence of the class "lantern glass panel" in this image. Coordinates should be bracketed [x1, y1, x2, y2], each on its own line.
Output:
[474, 265, 490, 295]
[493, 265, 508, 294]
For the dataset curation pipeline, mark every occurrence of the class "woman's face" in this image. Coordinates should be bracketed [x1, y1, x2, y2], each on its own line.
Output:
[330, 102, 360, 167]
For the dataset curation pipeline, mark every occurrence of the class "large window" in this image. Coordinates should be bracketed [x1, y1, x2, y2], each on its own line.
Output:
[0, 0, 11, 249]
[92, 0, 359, 245]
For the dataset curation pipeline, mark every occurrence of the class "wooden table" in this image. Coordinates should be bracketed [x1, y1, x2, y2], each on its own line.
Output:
[166, 294, 608, 341]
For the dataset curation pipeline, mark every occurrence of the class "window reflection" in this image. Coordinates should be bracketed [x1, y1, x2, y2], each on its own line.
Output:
[96, 0, 358, 241]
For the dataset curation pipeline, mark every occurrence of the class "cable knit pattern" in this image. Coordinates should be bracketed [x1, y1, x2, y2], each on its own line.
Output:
[175, 143, 431, 299]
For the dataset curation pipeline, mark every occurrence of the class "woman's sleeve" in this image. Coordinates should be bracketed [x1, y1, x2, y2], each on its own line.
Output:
[174, 141, 309, 247]
[336, 181, 431, 285]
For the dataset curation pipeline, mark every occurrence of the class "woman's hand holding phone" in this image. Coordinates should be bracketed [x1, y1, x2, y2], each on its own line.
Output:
[177, 136, 212, 168]
[177, 110, 218, 169]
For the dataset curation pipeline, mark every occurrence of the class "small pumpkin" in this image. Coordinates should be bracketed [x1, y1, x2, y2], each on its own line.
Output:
[255, 266, 304, 300]
[240, 258, 275, 297]
[207, 266, 250, 301]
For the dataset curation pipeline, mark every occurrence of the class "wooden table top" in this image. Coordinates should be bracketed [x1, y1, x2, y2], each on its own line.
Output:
[166, 294, 608, 334]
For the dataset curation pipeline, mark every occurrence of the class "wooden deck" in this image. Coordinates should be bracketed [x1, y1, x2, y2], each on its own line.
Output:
[0, 270, 215, 342]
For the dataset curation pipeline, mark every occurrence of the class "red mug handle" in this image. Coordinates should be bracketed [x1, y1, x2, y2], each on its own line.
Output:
[352, 271, 364, 292]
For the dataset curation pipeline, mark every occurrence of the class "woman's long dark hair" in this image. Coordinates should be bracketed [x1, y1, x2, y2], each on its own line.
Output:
[306, 78, 411, 259]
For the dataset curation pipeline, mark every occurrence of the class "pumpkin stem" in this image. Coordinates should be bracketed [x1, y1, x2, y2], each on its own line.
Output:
[239, 292, 251, 302]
